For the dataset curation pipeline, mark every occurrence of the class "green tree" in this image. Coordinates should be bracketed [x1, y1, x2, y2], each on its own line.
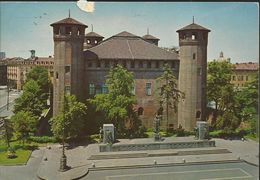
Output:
[26, 66, 51, 93]
[235, 74, 258, 134]
[49, 95, 87, 139]
[156, 63, 184, 131]
[14, 80, 46, 117]
[207, 60, 235, 112]
[89, 65, 139, 137]
[11, 111, 37, 144]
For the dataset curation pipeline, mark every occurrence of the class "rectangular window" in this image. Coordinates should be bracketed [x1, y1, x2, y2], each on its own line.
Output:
[139, 61, 143, 68]
[65, 66, 70, 73]
[96, 61, 101, 68]
[105, 61, 109, 68]
[171, 61, 176, 69]
[193, 53, 196, 60]
[232, 76, 236, 81]
[123, 61, 127, 68]
[65, 27, 72, 35]
[65, 86, 70, 94]
[56, 72, 58, 79]
[146, 83, 152, 96]
[102, 85, 108, 94]
[96, 85, 102, 94]
[156, 61, 159, 68]
[147, 61, 151, 68]
[131, 61, 135, 68]
[89, 83, 95, 95]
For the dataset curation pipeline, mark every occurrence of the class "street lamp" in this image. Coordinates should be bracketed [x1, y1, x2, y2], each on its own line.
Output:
[59, 75, 69, 172]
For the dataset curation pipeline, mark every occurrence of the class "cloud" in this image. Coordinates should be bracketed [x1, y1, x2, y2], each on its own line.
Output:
[77, 0, 95, 13]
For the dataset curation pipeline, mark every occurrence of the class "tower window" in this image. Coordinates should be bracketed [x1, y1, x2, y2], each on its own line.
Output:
[54, 27, 60, 35]
[87, 40, 91, 44]
[77, 28, 80, 36]
[192, 33, 197, 40]
[131, 61, 135, 68]
[65, 86, 70, 94]
[65, 27, 72, 35]
[232, 76, 236, 81]
[196, 111, 201, 118]
[56, 72, 58, 79]
[65, 66, 70, 73]
[94, 40, 98, 44]
[193, 53, 196, 60]
[146, 82, 152, 96]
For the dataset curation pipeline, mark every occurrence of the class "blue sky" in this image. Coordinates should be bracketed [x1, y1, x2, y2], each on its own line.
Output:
[0, 2, 259, 63]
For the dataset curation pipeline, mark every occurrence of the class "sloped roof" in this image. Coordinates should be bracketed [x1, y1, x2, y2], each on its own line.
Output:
[234, 62, 259, 70]
[84, 31, 178, 60]
[177, 23, 210, 32]
[50, 17, 88, 28]
[142, 34, 159, 40]
[85, 31, 104, 38]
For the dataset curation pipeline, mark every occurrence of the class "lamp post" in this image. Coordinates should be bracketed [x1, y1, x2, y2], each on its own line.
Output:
[6, 79, 9, 110]
[59, 80, 69, 171]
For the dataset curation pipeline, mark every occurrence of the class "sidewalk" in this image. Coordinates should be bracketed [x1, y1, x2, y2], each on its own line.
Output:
[37, 137, 259, 180]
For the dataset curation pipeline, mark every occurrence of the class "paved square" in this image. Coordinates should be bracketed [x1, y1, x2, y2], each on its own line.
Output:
[106, 168, 253, 180]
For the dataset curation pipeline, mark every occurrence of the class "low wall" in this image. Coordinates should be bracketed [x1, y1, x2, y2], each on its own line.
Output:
[99, 140, 215, 152]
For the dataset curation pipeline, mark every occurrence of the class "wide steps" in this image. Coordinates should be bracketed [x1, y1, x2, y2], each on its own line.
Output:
[88, 148, 231, 160]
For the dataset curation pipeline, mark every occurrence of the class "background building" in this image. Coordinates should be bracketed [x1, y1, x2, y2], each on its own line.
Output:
[231, 62, 258, 89]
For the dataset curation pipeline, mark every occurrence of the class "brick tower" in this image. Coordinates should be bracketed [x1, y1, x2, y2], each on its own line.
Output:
[50, 14, 87, 116]
[176, 19, 210, 131]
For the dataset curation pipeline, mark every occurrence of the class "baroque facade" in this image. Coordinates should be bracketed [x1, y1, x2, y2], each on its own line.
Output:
[51, 16, 210, 131]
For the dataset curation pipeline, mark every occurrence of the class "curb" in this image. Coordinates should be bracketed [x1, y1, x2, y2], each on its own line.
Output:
[88, 159, 243, 171]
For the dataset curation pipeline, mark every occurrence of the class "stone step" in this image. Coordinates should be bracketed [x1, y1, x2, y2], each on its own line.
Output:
[88, 148, 230, 160]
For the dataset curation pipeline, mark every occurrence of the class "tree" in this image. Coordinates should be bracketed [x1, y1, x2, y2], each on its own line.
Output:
[0, 117, 13, 148]
[235, 74, 258, 135]
[156, 63, 184, 131]
[89, 65, 140, 137]
[49, 94, 87, 139]
[207, 61, 237, 129]
[207, 60, 235, 112]
[14, 80, 46, 117]
[11, 111, 37, 144]
[26, 66, 51, 93]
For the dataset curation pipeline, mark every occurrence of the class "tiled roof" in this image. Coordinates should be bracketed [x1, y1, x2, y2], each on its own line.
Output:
[142, 34, 159, 40]
[50, 17, 88, 28]
[85, 31, 104, 38]
[84, 31, 178, 60]
[234, 62, 259, 70]
[177, 23, 210, 32]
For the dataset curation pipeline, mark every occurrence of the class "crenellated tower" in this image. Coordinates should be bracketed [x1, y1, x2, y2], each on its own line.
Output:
[50, 14, 87, 116]
[176, 19, 210, 131]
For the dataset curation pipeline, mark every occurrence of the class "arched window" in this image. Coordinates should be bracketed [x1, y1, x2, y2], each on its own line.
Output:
[138, 107, 144, 116]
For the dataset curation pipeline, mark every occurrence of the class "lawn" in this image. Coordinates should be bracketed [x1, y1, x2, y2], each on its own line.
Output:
[0, 149, 32, 165]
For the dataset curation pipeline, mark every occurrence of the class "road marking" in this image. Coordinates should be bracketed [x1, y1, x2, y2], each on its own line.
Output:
[106, 168, 252, 180]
